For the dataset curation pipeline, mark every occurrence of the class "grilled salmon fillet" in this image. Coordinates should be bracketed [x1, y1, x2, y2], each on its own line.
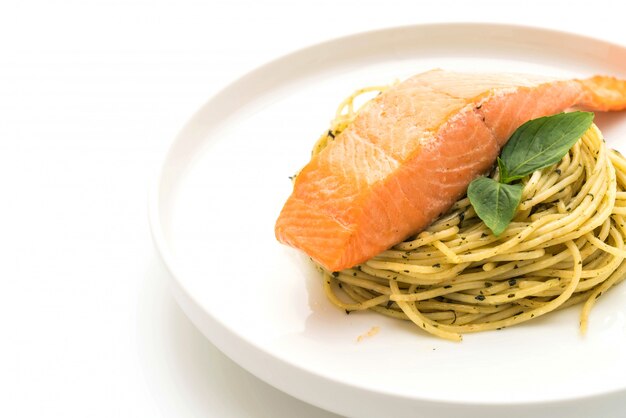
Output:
[275, 70, 626, 271]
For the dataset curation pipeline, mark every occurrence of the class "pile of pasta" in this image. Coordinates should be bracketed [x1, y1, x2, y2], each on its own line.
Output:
[315, 87, 626, 341]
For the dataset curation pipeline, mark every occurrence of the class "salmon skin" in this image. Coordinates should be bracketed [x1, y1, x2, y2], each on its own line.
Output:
[275, 70, 626, 272]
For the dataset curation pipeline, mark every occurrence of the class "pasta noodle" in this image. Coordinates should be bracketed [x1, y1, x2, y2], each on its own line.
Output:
[312, 86, 626, 341]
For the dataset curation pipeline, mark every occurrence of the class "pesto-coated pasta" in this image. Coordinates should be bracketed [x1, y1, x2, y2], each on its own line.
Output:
[312, 87, 626, 341]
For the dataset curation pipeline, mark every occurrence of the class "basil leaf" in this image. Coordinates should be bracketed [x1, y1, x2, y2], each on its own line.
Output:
[496, 157, 508, 182]
[467, 177, 523, 236]
[499, 111, 593, 183]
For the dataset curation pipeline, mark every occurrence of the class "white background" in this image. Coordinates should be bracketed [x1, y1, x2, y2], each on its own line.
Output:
[1, 1, 625, 417]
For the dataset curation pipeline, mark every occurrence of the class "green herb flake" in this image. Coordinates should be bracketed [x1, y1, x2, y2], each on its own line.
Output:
[458, 211, 466, 227]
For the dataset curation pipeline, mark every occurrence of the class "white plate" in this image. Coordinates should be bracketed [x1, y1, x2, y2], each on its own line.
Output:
[150, 24, 626, 418]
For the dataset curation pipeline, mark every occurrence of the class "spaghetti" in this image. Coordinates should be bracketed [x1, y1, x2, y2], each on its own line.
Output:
[313, 86, 626, 341]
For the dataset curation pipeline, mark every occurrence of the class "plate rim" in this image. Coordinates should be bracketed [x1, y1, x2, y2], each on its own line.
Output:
[148, 22, 626, 416]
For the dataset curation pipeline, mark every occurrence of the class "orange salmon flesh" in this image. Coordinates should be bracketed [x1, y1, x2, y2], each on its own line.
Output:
[275, 70, 626, 271]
